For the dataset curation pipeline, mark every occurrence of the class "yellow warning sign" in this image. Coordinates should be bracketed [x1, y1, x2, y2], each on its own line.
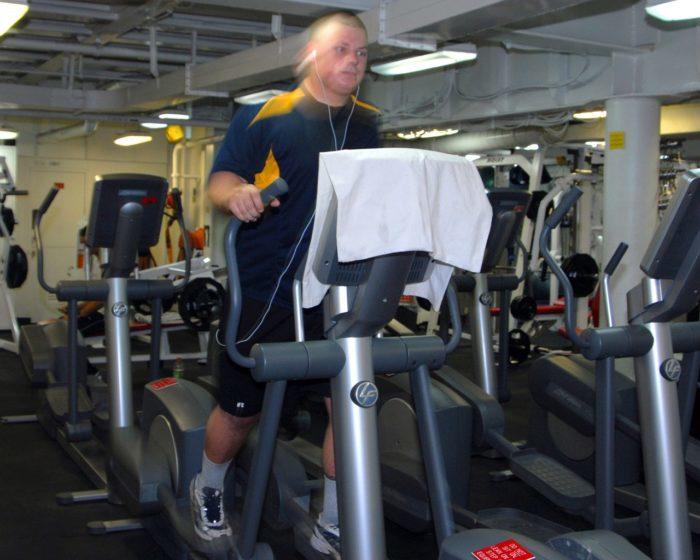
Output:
[609, 131, 625, 150]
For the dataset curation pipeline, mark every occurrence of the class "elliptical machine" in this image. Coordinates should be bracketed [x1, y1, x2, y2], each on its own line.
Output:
[526, 172, 700, 534]
[219, 173, 653, 560]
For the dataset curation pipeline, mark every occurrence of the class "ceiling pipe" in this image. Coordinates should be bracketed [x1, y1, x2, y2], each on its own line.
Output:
[1, 38, 216, 64]
[161, 14, 305, 37]
[0, 64, 143, 82]
[119, 31, 252, 53]
[0, 108, 228, 129]
[28, 2, 117, 21]
[37, 121, 99, 143]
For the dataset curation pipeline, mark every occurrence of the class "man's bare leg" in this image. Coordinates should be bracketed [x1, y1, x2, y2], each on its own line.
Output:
[204, 405, 259, 463]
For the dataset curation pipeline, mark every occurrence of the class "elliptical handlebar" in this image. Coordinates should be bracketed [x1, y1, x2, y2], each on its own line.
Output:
[35, 183, 64, 294]
[224, 178, 289, 367]
[604, 242, 628, 276]
[444, 281, 463, 354]
[169, 188, 192, 291]
[539, 186, 587, 348]
[515, 238, 529, 283]
[601, 242, 628, 328]
[544, 187, 582, 230]
[36, 183, 62, 220]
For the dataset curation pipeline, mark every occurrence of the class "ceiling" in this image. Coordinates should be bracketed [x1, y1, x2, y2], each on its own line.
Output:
[0, 0, 698, 131]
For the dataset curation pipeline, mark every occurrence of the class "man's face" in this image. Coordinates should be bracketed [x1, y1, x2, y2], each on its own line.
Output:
[310, 22, 368, 98]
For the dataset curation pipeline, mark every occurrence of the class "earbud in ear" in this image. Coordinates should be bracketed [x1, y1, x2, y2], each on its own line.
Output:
[296, 49, 318, 75]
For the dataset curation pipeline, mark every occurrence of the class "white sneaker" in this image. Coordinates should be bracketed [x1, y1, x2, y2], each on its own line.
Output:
[189, 476, 232, 541]
[310, 517, 341, 559]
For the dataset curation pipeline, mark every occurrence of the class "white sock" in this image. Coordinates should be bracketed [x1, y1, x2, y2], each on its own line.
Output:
[319, 476, 338, 527]
[196, 451, 231, 491]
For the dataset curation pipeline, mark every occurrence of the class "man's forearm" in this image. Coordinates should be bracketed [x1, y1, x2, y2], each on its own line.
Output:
[208, 171, 248, 212]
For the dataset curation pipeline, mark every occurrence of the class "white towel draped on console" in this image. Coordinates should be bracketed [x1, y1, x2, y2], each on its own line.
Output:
[302, 147, 492, 310]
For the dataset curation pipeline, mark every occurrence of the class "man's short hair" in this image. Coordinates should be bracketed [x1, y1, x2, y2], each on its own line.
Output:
[308, 11, 367, 40]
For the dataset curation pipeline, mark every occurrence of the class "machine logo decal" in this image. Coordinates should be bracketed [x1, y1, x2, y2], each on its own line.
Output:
[112, 302, 128, 317]
[660, 358, 682, 382]
[351, 381, 379, 408]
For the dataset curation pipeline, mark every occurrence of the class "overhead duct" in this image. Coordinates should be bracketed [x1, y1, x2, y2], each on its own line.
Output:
[37, 121, 98, 143]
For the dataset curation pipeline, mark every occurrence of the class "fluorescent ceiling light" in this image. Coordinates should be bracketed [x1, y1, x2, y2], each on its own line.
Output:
[523, 143, 539, 151]
[397, 128, 459, 140]
[0, 127, 18, 140]
[0, 0, 28, 37]
[140, 121, 168, 130]
[586, 141, 605, 148]
[421, 128, 459, 139]
[465, 154, 481, 162]
[157, 111, 190, 120]
[397, 130, 421, 140]
[574, 109, 607, 120]
[234, 89, 286, 105]
[114, 134, 152, 147]
[371, 44, 477, 76]
[645, 0, 700, 21]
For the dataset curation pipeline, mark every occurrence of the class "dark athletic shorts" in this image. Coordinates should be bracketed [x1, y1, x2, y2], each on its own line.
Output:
[216, 297, 328, 417]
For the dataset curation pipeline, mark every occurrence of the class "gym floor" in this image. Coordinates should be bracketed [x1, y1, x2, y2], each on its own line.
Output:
[0, 335, 698, 559]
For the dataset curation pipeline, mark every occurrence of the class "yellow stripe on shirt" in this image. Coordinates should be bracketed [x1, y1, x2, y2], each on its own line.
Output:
[249, 89, 305, 127]
[254, 148, 281, 189]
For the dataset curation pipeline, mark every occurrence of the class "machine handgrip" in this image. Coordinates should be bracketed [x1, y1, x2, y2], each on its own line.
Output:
[37, 184, 62, 217]
[444, 282, 463, 354]
[544, 187, 582, 229]
[225, 177, 289, 368]
[260, 178, 289, 204]
[604, 242, 628, 276]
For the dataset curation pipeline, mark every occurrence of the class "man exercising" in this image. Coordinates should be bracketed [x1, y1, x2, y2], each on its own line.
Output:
[190, 12, 379, 558]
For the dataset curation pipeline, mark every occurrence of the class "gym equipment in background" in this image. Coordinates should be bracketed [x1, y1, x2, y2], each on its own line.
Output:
[0, 155, 28, 354]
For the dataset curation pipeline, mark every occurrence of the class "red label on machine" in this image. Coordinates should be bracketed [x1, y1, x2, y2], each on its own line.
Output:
[151, 377, 178, 390]
[471, 539, 535, 560]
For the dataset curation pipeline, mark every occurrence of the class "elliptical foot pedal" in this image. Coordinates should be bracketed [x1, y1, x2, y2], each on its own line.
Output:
[87, 518, 144, 534]
[489, 469, 515, 482]
[509, 449, 594, 512]
[0, 414, 37, 424]
[56, 488, 108, 505]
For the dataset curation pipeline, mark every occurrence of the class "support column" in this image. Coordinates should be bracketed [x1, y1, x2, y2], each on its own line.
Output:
[603, 96, 660, 325]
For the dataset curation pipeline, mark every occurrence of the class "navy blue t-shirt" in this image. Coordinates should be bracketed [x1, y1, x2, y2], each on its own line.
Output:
[211, 86, 380, 309]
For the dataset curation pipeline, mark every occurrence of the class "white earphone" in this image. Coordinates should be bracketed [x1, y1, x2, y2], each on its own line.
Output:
[295, 48, 317, 76]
